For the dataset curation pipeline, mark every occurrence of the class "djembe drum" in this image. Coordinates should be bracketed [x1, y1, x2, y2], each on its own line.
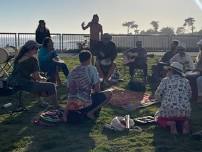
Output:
[0, 46, 18, 78]
[185, 71, 201, 101]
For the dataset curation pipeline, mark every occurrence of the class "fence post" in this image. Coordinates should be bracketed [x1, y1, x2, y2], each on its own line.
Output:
[133, 35, 136, 48]
[14, 33, 17, 48]
[59, 34, 61, 52]
[61, 34, 63, 52]
[17, 33, 20, 48]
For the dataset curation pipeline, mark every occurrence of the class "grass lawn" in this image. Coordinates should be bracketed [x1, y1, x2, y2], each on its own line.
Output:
[0, 54, 202, 152]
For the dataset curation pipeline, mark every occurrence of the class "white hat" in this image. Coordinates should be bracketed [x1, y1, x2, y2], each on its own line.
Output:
[197, 39, 202, 46]
[168, 62, 185, 76]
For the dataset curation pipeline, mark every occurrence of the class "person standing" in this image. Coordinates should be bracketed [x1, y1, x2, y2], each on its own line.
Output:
[81, 14, 103, 63]
[35, 20, 51, 45]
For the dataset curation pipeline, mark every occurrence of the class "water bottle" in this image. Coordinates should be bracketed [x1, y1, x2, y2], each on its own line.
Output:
[2, 103, 12, 108]
[125, 115, 130, 129]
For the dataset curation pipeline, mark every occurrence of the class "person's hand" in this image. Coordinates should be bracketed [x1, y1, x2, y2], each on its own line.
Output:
[52, 57, 64, 63]
[81, 22, 85, 27]
[40, 76, 47, 81]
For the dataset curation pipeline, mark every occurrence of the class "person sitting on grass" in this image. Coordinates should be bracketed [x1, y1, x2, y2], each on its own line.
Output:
[63, 50, 112, 123]
[38, 37, 69, 84]
[96, 33, 117, 86]
[155, 62, 192, 135]
[7, 40, 58, 108]
[170, 44, 194, 72]
[149, 40, 179, 99]
[194, 39, 202, 102]
[124, 41, 147, 83]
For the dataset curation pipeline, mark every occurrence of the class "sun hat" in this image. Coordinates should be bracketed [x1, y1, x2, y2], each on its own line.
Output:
[197, 39, 202, 46]
[102, 33, 112, 40]
[166, 62, 185, 76]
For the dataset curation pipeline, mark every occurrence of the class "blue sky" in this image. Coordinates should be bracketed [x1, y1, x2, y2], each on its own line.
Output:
[0, 0, 202, 33]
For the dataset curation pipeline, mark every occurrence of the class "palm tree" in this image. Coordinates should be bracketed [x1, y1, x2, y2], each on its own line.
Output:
[150, 21, 159, 32]
[131, 24, 139, 34]
[122, 21, 135, 34]
[183, 17, 195, 34]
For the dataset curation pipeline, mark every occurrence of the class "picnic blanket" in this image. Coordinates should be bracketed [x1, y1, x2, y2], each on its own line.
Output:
[109, 87, 159, 110]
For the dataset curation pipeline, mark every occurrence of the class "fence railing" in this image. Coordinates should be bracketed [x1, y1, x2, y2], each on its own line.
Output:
[0, 33, 202, 52]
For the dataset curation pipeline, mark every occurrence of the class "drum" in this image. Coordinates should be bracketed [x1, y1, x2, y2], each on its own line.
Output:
[0, 46, 18, 64]
[100, 58, 112, 66]
[185, 71, 201, 101]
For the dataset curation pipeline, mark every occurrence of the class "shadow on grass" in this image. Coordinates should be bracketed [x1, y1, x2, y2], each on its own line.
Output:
[153, 102, 202, 152]
[0, 97, 96, 152]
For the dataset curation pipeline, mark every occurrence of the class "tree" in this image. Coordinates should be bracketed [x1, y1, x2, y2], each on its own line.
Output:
[198, 29, 202, 35]
[160, 27, 174, 35]
[176, 27, 185, 35]
[183, 17, 195, 34]
[122, 21, 135, 34]
[131, 24, 139, 34]
[140, 29, 155, 34]
[150, 21, 159, 32]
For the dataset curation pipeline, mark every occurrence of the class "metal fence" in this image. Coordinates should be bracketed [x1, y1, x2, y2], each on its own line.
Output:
[0, 33, 202, 52]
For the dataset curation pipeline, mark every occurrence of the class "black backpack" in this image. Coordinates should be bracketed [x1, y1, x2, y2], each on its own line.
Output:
[127, 80, 146, 92]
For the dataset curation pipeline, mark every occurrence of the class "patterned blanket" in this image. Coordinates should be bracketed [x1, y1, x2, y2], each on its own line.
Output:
[109, 87, 159, 110]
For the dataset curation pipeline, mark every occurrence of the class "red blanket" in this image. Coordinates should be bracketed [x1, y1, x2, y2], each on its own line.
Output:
[109, 87, 157, 110]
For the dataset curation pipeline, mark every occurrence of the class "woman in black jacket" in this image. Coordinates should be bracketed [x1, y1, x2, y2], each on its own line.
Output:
[35, 20, 51, 44]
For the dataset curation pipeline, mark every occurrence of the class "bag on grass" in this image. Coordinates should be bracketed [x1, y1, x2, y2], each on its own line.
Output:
[40, 109, 64, 123]
[127, 80, 146, 92]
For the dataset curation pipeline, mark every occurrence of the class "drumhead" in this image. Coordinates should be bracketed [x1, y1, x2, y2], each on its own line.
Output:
[100, 58, 112, 66]
[4, 46, 18, 57]
[185, 71, 200, 76]
[0, 48, 9, 64]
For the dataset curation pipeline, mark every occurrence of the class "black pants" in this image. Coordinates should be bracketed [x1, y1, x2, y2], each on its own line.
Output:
[127, 61, 147, 78]
[66, 92, 107, 123]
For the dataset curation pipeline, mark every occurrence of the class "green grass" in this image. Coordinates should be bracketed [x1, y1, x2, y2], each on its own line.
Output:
[0, 54, 202, 152]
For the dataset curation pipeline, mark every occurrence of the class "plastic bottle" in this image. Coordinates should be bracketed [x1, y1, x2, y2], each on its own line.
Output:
[126, 115, 130, 129]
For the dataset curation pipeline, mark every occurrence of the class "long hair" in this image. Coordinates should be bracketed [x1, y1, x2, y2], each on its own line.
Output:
[92, 14, 99, 23]
[36, 20, 47, 32]
[14, 40, 38, 65]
